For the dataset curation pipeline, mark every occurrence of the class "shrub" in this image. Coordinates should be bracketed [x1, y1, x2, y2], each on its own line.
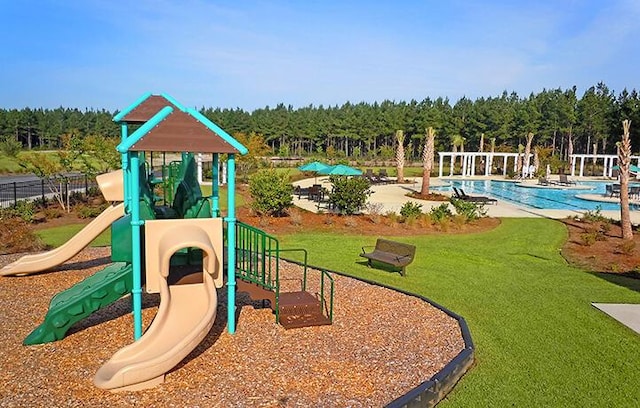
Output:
[0, 200, 37, 222]
[429, 203, 453, 223]
[0, 136, 22, 158]
[248, 169, 294, 216]
[0, 218, 46, 254]
[76, 203, 107, 219]
[581, 206, 611, 224]
[617, 239, 636, 255]
[399, 201, 423, 220]
[328, 175, 371, 215]
[449, 198, 487, 222]
[290, 210, 303, 226]
[366, 202, 384, 224]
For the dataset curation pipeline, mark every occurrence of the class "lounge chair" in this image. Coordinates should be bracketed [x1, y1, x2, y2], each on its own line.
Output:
[364, 169, 379, 184]
[378, 169, 391, 184]
[453, 187, 498, 205]
[606, 184, 621, 198]
[538, 177, 550, 186]
[558, 174, 576, 186]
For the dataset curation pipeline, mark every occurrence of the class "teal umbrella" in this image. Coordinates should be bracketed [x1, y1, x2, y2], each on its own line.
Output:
[298, 161, 330, 183]
[319, 164, 363, 176]
[612, 164, 640, 174]
[298, 161, 330, 172]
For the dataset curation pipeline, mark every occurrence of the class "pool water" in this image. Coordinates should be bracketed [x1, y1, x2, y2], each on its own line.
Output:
[440, 180, 625, 211]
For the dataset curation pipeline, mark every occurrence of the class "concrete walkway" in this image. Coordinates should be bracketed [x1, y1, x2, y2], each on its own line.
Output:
[592, 304, 640, 335]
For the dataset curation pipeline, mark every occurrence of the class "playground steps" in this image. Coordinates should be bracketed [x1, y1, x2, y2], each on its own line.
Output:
[24, 262, 133, 345]
[278, 291, 331, 329]
[236, 279, 330, 329]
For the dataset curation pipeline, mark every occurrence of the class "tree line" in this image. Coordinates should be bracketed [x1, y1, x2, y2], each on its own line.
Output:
[1, 82, 639, 160]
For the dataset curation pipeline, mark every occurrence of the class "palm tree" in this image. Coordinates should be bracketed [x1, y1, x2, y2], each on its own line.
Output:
[522, 132, 535, 177]
[395, 130, 405, 183]
[451, 135, 465, 174]
[619, 120, 633, 240]
[421, 127, 436, 195]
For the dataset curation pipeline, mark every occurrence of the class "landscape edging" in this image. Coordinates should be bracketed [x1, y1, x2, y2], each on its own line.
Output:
[283, 258, 475, 408]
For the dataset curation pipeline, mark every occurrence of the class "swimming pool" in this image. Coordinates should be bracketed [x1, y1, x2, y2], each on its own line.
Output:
[440, 180, 624, 211]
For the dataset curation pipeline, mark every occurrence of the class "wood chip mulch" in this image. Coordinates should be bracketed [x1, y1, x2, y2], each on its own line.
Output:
[0, 247, 465, 407]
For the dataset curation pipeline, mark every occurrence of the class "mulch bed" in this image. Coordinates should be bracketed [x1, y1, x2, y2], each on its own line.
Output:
[0, 247, 464, 407]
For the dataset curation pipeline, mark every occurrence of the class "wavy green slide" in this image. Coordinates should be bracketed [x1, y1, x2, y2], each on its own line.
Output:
[24, 262, 133, 345]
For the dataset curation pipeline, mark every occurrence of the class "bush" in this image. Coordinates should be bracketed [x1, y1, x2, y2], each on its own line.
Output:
[0, 136, 22, 158]
[0, 200, 37, 222]
[449, 198, 487, 222]
[0, 218, 46, 254]
[399, 201, 423, 219]
[248, 169, 294, 216]
[75, 203, 108, 219]
[328, 175, 371, 215]
[581, 206, 611, 224]
[429, 203, 453, 223]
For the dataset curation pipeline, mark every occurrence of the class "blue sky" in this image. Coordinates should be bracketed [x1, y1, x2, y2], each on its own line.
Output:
[1, 0, 639, 111]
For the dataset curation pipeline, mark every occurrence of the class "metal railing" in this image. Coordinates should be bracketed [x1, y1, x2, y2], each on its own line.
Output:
[234, 222, 334, 325]
[0, 174, 97, 208]
[235, 221, 280, 290]
[279, 248, 334, 324]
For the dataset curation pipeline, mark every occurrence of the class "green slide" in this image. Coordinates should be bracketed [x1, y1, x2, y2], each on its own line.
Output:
[24, 263, 133, 345]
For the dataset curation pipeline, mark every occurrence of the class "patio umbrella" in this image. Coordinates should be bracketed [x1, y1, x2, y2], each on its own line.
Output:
[298, 161, 330, 183]
[612, 164, 640, 174]
[319, 164, 363, 176]
[298, 161, 329, 172]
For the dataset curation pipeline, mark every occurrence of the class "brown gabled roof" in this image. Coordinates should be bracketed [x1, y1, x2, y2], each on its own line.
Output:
[129, 109, 240, 153]
[119, 95, 178, 124]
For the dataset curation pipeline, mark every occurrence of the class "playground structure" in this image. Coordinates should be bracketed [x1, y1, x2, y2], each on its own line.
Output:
[0, 93, 334, 391]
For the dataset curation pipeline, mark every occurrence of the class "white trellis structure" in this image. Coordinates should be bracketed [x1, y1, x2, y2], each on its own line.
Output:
[437, 152, 532, 177]
[569, 154, 640, 177]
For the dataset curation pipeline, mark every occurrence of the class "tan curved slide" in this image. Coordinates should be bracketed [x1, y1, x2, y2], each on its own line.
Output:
[94, 219, 222, 391]
[0, 203, 125, 276]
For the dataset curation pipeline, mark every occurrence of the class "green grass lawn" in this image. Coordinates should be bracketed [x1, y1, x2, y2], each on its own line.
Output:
[34, 216, 640, 406]
[277, 218, 640, 407]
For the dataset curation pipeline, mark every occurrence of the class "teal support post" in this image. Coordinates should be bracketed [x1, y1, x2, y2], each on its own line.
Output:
[226, 154, 237, 334]
[130, 152, 144, 340]
[120, 123, 130, 213]
[212, 153, 219, 217]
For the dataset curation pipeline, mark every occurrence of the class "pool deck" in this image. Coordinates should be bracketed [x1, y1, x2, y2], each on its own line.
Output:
[292, 176, 640, 225]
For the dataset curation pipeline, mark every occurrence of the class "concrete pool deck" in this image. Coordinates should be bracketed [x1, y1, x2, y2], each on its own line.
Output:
[292, 176, 640, 225]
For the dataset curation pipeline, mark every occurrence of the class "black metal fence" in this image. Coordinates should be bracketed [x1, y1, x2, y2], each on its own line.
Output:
[0, 174, 98, 209]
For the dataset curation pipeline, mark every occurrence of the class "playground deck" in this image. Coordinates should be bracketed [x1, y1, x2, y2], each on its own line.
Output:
[0, 247, 464, 407]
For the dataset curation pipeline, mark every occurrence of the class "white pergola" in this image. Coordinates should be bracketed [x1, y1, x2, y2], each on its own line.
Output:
[437, 152, 531, 177]
[569, 154, 640, 177]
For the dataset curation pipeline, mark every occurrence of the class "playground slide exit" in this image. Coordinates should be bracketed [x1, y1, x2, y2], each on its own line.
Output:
[94, 267, 218, 391]
[94, 218, 221, 391]
[0, 203, 125, 276]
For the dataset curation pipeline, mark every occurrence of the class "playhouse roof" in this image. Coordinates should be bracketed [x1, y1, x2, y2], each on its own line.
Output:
[114, 93, 247, 155]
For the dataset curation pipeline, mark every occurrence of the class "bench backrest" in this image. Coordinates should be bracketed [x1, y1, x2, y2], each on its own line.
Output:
[375, 239, 416, 261]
